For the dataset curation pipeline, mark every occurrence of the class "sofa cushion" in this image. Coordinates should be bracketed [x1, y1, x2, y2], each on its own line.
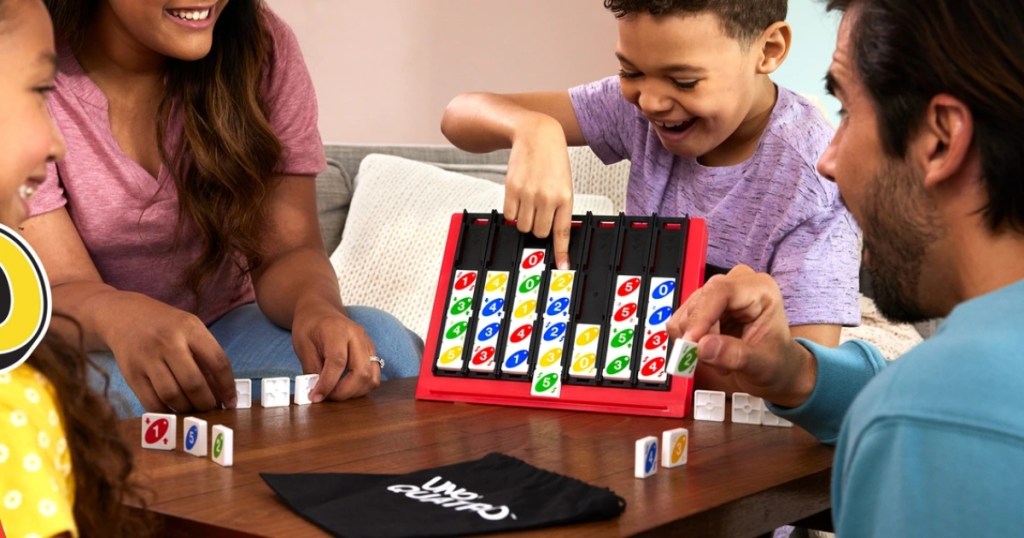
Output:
[315, 156, 352, 255]
[329, 153, 615, 339]
[317, 145, 514, 253]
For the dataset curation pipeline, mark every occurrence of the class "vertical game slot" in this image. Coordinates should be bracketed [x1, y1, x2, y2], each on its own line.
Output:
[601, 217, 654, 386]
[499, 227, 550, 379]
[432, 215, 492, 376]
[636, 217, 689, 387]
[566, 217, 620, 383]
[467, 215, 520, 377]
[529, 217, 590, 397]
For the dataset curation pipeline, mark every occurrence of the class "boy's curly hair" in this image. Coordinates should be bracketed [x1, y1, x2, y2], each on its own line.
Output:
[604, 0, 787, 42]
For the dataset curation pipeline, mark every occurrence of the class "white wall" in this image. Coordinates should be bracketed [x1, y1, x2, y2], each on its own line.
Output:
[775, 0, 843, 124]
[266, 0, 840, 144]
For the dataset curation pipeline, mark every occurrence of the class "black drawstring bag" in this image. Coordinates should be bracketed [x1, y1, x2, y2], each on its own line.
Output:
[261, 452, 626, 538]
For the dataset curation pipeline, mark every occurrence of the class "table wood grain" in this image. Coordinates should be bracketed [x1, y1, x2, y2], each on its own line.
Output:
[119, 378, 833, 537]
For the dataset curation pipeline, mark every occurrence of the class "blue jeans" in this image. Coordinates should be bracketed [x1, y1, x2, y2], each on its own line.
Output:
[89, 304, 423, 417]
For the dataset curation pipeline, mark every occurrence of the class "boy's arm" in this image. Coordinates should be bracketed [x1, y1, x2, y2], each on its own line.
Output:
[440, 91, 586, 151]
[441, 92, 587, 270]
[791, 324, 840, 346]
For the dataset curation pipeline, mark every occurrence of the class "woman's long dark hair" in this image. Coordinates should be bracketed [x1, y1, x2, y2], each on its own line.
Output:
[45, 0, 283, 305]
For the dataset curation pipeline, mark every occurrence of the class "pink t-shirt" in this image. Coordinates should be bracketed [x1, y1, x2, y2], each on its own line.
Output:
[31, 9, 327, 324]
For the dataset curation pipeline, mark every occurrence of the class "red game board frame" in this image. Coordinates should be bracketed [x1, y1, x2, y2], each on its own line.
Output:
[415, 213, 708, 418]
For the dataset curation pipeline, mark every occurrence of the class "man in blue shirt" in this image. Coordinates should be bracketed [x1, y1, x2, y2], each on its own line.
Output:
[667, 0, 1024, 535]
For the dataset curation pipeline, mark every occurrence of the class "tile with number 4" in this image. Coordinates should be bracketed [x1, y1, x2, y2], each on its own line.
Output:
[634, 436, 659, 478]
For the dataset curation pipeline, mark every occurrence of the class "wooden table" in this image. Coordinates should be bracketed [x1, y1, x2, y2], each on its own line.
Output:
[119, 378, 834, 537]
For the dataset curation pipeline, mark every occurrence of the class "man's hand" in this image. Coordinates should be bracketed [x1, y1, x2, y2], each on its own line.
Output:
[666, 265, 818, 408]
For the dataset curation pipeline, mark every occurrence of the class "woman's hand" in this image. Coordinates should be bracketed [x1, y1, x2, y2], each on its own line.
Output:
[290, 302, 381, 403]
[100, 291, 237, 413]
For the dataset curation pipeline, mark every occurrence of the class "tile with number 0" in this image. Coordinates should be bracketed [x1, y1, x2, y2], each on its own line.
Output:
[568, 324, 602, 379]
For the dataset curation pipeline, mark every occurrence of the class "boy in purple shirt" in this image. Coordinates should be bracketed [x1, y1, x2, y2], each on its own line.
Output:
[441, 0, 860, 375]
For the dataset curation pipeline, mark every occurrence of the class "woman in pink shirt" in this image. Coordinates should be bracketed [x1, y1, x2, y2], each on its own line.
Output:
[24, 0, 422, 416]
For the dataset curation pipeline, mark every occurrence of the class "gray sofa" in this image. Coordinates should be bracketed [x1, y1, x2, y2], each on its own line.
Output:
[316, 144, 510, 255]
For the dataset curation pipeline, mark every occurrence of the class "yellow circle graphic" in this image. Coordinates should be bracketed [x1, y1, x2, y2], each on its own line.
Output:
[485, 272, 508, 292]
[439, 346, 463, 365]
[539, 348, 562, 368]
[550, 272, 573, 292]
[672, 436, 687, 463]
[575, 327, 600, 346]
[0, 225, 50, 373]
[514, 299, 537, 319]
[571, 353, 596, 373]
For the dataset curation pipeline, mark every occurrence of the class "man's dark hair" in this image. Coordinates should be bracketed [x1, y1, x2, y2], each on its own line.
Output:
[827, 0, 1024, 232]
[603, 0, 787, 43]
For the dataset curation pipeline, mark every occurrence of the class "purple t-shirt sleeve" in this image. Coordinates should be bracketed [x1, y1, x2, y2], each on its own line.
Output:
[569, 76, 638, 164]
[261, 9, 327, 177]
[773, 199, 861, 326]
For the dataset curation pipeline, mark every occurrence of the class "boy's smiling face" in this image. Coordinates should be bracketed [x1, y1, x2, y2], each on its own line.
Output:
[615, 12, 778, 164]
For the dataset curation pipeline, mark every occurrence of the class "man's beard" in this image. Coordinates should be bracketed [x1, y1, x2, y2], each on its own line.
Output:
[862, 159, 943, 324]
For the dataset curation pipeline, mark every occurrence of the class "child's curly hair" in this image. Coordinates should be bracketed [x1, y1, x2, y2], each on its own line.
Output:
[30, 330, 155, 536]
[603, 0, 787, 43]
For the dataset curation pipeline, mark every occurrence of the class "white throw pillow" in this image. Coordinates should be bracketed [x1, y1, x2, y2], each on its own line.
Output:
[330, 154, 615, 340]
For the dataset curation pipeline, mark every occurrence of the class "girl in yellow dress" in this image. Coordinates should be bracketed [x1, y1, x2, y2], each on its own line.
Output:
[0, 0, 148, 535]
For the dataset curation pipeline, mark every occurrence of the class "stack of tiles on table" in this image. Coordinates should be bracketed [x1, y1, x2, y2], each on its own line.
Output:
[426, 212, 703, 406]
[692, 390, 793, 427]
[632, 394, 793, 479]
[139, 374, 320, 467]
[634, 427, 690, 479]
[632, 342, 791, 479]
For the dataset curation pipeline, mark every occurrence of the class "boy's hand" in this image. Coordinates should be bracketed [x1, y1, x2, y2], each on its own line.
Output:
[504, 115, 574, 270]
[666, 265, 818, 408]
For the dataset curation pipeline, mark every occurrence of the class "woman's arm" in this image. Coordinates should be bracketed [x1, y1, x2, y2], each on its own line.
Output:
[19, 210, 236, 412]
[250, 174, 381, 403]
